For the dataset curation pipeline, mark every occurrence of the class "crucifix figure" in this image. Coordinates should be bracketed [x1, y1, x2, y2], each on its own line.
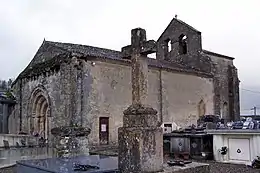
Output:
[122, 28, 156, 106]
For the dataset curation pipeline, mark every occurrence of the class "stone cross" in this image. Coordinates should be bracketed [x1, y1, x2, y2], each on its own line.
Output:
[122, 28, 156, 106]
[119, 28, 163, 173]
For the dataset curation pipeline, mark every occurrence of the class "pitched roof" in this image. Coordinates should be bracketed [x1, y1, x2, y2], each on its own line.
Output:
[46, 41, 122, 59]
[173, 18, 201, 33]
[13, 40, 213, 85]
[43, 41, 212, 75]
[202, 49, 234, 60]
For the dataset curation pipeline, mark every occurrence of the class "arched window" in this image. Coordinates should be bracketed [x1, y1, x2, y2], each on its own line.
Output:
[198, 99, 206, 117]
[179, 34, 187, 55]
[164, 38, 172, 53]
[168, 39, 172, 52]
[222, 102, 228, 119]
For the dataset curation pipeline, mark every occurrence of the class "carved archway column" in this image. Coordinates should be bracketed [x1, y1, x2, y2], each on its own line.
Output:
[28, 86, 52, 139]
[40, 100, 48, 138]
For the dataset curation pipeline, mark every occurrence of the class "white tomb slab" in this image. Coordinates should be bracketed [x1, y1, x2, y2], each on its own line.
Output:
[206, 129, 260, 165]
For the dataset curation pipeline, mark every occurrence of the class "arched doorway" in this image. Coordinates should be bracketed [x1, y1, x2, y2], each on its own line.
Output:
[28, 86, 51, 139]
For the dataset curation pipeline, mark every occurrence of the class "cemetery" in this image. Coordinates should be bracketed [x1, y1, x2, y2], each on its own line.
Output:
[0, 17, 259, 173]
[12, 28, 210, 173]
[163, 114, 260, 168]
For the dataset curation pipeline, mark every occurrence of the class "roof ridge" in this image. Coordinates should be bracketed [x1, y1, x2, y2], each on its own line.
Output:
[202, 49, 234, 60]
[45, 40, 121, 53]
[44, 41, 72, 53]
[174, 18, 201, 33]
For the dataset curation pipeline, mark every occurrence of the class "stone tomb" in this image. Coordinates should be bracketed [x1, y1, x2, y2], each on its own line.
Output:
[207, 129, 260, 165]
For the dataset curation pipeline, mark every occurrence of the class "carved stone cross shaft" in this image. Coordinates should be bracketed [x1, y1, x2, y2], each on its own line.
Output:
[122, 28, 156, 105]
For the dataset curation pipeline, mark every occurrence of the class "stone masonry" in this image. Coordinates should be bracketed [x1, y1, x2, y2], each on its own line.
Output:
[9, 16, 240, 146]
[118, 28, 163, 172]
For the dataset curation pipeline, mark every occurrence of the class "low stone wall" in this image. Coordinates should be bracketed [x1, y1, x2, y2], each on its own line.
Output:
[0, 147, 53, 168]
[0, 165, 15, 173]
[0, 134, 38, 148]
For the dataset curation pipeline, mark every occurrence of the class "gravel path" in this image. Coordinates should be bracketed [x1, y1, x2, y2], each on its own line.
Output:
[208, 161, 260, 173]
[1, 148, 260, 173]
[92, 148, 260, 173]
[0, 162, 259, 173]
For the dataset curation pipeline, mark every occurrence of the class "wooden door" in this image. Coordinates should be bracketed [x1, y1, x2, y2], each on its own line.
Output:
[99, 117, 109, 145]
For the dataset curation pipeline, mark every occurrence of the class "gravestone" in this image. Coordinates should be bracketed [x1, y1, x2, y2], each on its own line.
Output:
[118, 28, 163, 173]
[20, 139, 26, 146]
[3, 140, 10, 149]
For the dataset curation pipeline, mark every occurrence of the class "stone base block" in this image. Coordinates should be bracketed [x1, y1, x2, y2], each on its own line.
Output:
[123, 104, 158, 127]
[51, 126, 91, 158]
[123, 113, 158, 127]
[118, 126, 163, 173]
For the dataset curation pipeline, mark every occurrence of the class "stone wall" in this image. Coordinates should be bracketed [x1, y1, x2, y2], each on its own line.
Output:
[161, 71, 214, 127]
[0, 134, 37, 147]
[10, 56, 220, 146]
[0, 147, 52, 169]
[157, 18, 212, 73]
[9, 69, 61, 137]
[81, 60, 132, 145]
[206, 53, 240, 121]
[155, 17, 240, 122]
[83, 59, 214, 145]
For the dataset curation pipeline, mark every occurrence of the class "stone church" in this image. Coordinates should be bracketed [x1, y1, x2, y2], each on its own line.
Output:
[8, 17, 240, 145]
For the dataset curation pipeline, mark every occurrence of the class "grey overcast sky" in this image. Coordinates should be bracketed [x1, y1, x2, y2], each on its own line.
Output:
[0, 0, 259, 90]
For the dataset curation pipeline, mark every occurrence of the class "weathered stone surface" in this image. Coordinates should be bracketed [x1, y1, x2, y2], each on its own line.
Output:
[123, 112, 158, 127]
[123, 103, 157, 115]
[131, 54, 149, 105]
[122, 40, 157, 58]
[122, 28, 157, 106]
[118, 127, 163, 173]
[123, 104, 158, 127]
[156, 17, 240, 121]
[51, 126, 91, 137]
[10, 16, 239, 146]
[118, 27, 163, 173]
[51, 126, 91, 158]
[206, 52, 240, 121]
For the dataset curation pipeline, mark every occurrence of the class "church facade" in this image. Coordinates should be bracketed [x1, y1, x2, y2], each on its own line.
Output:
[9, 17, 240, 145]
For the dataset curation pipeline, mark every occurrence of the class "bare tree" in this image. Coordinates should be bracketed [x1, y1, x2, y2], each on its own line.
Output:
[7, 79, 13, 88]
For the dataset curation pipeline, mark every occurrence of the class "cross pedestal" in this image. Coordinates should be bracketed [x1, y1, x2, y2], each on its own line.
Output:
[118, 28, 163, 173]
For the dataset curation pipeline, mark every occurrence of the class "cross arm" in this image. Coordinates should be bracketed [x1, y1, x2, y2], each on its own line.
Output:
[121, 45, 132, 59]
[140, 40, 157, 55]
[121, 40, 157, 59]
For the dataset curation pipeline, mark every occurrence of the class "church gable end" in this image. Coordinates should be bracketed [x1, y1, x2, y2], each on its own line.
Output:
[28, 40, 68, 68]
[157, 17, 211, 73]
